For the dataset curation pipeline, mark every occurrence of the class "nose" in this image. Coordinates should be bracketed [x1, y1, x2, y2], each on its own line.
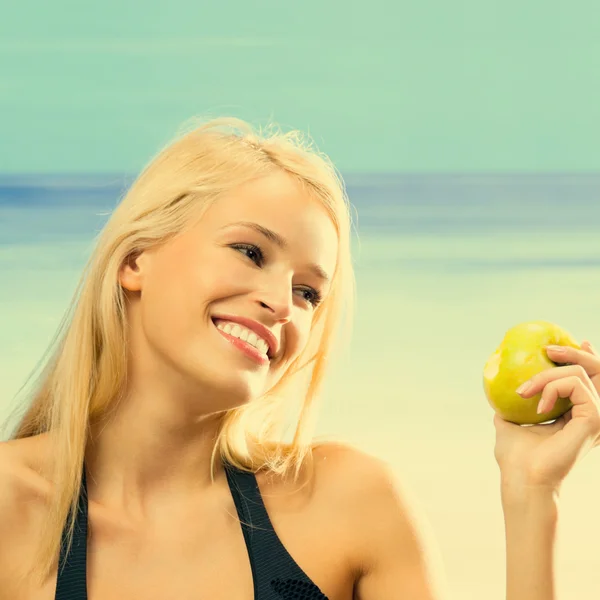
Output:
[256, 280, 293, 323]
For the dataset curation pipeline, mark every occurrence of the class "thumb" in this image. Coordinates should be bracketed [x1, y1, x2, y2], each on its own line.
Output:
[546, 418, 597, 461]
[493, 412, 569, 436]
[582, 340, 599, 356]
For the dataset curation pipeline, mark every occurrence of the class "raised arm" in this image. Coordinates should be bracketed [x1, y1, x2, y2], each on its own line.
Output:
[493, 340, 600, 600]
[501, 480, 559, 600]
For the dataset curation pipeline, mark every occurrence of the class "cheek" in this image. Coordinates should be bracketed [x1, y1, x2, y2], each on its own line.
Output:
[140, 268, 194, 350]
[267, 317, 315, 391]
[159, 247, 227, 304]
[296, 318, 313, 356]
[279, 313, 314, 367]
[142, 247, 249, 340]
[141, 252, 207, 343]
[193, 247, 253, 298]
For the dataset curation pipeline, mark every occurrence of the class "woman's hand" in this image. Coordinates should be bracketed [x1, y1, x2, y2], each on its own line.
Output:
[493, 340, 600, 491]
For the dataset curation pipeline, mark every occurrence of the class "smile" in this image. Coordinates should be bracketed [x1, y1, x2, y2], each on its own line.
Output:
[212, 319, 271, 366]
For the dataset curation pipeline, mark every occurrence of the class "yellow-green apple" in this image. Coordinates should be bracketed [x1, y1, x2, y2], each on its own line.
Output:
[483, 320, 580, 424]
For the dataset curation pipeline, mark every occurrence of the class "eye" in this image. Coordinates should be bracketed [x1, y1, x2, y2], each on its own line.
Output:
[231, 243, 264, 267]
[296, 287, 322, 308]
[230, 243, 322, 308]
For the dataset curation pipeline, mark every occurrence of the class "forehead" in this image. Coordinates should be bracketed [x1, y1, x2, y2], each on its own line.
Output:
[198, 172, 339, 275]
[205, 171, 318, 219]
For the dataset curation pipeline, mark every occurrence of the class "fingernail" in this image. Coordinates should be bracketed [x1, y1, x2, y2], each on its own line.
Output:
[546, 345, 565, 353]
[516, 381, 532, 395]
[537, 398, 545, 414]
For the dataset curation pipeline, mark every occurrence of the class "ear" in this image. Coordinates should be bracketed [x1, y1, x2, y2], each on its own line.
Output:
[119, 250, 147, 292]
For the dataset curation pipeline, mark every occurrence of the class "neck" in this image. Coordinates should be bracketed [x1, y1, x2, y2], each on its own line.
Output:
[86, 382, 227, 518]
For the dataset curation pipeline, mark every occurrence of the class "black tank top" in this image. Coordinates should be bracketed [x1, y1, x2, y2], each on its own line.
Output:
[55, 464, 329, 600]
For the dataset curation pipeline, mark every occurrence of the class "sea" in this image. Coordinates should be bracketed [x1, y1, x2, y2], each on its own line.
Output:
[1, 172, 600, 598]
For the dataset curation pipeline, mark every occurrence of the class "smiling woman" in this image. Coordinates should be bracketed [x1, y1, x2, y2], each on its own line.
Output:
[0, 117, 447, 600]
[4, 117, 599, 600]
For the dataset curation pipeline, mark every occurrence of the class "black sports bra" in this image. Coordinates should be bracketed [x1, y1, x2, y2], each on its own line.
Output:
[55, 463, 329, 599]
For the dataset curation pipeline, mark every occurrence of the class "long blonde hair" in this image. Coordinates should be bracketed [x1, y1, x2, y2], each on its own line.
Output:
[7, 116, 356, 582]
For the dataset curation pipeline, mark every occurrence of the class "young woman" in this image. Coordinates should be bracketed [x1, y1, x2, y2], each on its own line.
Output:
[0, 117, 598, 600]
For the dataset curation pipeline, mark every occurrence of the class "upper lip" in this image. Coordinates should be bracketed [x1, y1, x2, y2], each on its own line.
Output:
[212, 314, 279, 358]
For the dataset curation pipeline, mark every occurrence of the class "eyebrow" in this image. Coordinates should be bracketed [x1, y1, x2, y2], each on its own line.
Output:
[222, 220, 331, 284]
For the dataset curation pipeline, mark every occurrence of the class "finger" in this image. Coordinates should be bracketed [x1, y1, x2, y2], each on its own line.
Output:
[545, 344, 600, 377]
[540, 414, 569, 434]
[493, 412, 560, 433]
[517, 364, 595, 397]
[581, 339, 599, 356]
[529, 415, 569, 435]
[538, 375, 600, 418]
[563, 409, 573, 425]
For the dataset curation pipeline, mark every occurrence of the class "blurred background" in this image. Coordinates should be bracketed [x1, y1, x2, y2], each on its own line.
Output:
[2, 1, 600, 598]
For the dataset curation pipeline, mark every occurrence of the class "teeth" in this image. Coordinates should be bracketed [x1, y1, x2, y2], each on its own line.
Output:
[216, 321, 270, 356]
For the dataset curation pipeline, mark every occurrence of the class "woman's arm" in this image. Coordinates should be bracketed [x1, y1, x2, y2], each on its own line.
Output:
[494, 340, 600, 600]
[502, 483, 559, 600]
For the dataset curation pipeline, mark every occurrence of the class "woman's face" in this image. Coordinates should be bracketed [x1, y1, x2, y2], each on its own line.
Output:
[119, 170, 339, 413]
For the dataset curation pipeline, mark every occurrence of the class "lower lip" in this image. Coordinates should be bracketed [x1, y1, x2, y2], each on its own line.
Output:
[214, 323, 270, 366]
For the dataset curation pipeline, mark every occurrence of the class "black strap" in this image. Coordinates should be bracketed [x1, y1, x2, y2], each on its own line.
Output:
[55, 467, 88, 599]
[224, 463, 328, 599]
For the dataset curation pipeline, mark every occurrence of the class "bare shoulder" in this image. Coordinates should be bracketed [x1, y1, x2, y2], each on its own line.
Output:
[0, 435, 54, 545]
[307, 439, 406, 508]
[310, 439, 435, 531]
[258, 440, 404, 534]
[310, 439, 392, 485]
[310, 441, 402, 526]
[309, 441, 446, 598]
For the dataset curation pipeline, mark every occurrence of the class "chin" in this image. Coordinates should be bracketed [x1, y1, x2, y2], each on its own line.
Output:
[186, 369, 265, 414]
[175, 342, 272, 412]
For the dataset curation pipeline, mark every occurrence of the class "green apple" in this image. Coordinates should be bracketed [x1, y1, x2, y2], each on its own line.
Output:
[483, 320, 581, 425]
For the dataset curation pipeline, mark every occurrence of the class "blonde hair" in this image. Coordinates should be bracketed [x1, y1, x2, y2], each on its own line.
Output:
[6, 117, 356, 583]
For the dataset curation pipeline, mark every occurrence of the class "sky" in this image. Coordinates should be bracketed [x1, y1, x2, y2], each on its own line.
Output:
[1, 0, 600, 173]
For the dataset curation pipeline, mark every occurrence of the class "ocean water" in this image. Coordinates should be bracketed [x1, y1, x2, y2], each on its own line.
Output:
[2, 173, 600, 598]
